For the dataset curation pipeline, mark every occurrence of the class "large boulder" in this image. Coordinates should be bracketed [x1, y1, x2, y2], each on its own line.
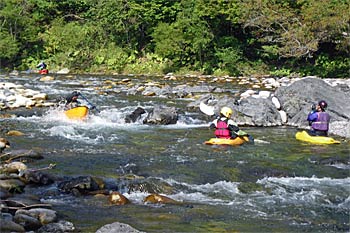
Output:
[235, 97, 282, 126]
[143, 105, 178, 125]
[274, 77, 350, 137]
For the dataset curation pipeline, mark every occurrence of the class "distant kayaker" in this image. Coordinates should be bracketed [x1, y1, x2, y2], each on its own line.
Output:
[65, 91, 81, 110]
[209, 107, 240, 139]
[307, 100, 330, 136]
[36, 61, 47, 70]
[36, 61, 48, 74]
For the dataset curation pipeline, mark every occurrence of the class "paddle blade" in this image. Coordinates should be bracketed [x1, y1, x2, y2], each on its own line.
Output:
[200, 102, 215, 116]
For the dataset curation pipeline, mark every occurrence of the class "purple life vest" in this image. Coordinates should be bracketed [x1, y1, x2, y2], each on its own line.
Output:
[215, 119, 231, 138]
[311, 112, 330, 131]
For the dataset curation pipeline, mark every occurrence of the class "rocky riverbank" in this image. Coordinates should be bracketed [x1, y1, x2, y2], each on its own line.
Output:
[1, 75, 349, 139]
[0, 141, 186, 232]
[1, 74, 349, 232]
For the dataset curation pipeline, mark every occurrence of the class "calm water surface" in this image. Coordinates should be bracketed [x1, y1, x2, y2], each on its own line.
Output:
[1, 74, 349, 232]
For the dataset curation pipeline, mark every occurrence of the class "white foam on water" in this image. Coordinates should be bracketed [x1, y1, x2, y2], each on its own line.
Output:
[257, 176, 350, 209]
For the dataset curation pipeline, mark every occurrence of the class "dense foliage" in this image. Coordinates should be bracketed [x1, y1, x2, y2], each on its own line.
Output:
[0, 0, 349, 78]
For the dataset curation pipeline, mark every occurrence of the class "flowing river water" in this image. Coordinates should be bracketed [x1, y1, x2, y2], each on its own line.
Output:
[1, 74, 349, 232]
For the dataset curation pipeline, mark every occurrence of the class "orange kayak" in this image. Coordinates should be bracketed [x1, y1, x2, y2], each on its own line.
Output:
[205, 136, 249, 146]
[64, 106, 89, 120]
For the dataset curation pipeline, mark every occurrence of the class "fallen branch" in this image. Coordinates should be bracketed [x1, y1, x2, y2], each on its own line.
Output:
[1, 199, 52, 210]
[0, 152, 11, 160]
[4, 150, 34, 163]
[27, 163, 56, 172]
[19, 163, 56, 176]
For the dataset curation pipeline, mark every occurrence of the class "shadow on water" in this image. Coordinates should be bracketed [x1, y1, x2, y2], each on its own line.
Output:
[1, 74, 349, 232]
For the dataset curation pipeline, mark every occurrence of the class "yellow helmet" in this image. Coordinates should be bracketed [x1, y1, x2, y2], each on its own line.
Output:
[220, 107, 233, 118]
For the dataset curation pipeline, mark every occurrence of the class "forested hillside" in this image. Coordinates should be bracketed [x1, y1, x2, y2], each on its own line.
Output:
[0, 0, 349, 77]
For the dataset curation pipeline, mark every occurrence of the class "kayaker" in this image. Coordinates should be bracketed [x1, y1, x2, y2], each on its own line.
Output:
[209, 107, 240, 139]
[65, 91, 81, 110]
[307, 100, 330, 136]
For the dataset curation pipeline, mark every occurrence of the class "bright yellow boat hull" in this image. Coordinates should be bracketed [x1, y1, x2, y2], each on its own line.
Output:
[205, 136, 249, 146]
[64, 106, 89, 120]
[295, 131, 340, 144]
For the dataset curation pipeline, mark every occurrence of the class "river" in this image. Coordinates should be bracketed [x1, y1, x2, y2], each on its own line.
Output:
[1, 73, 349, 232]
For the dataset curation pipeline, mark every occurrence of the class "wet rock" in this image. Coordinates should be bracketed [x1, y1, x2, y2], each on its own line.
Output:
[6, 130, 25, 136]
[19, 208, 57, 224]
[236, 97, 282, 126]
[39, 76, 54, 82]
[0, 219, 25, 232]
[125, 107, 146, 123]
[96, 222, 144, 233]
[143, 105, 178, 125]
[108, 191, 130, 205]
[0, 161, 27, 173]
[0, 186, 11, 199]
[127, 178, 174, 194]
[143, 193, 180, 204]
[0, 179, 25, 193]
[37, 220, 75, 232]
[14, 211, 42, 231]
[20, 170, 54, 185]
[58, 176, 100, 195]
[238, 182, 269, 194]
[0, 137, 10, 153]
[329, 121, 350, 139]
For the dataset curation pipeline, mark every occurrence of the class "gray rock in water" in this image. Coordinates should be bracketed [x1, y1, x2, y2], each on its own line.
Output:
[274, 77, 350, 138]
[143, 105, 178, 125]
[0, 219, 25, 232]
[37, 220, 75, 232]
[236, 97, 282, 126]
[96, 222, 145, 233]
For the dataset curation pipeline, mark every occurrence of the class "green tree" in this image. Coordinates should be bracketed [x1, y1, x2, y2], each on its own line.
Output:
[0, 0, 40, 68]
[237, 0, 349, 58]
[152, 0, 214, 71]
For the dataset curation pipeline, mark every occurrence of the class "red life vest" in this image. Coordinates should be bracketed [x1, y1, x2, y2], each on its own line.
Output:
[215, 119, 231, 139]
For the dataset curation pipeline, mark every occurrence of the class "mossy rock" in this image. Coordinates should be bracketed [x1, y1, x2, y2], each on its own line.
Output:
[238, 182, 271, 194]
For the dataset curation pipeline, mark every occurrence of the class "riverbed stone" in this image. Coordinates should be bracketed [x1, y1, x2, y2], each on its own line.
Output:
[143, 105, 178, 125]
[26, 208, 57, 224]
[57, 176, 100, 194]
[14, 211, 42, 231]
[0, 186, 11, 199]
[0, 161, 27, 174]
[0, 219, 26, 232]
[37, 220, 75, 232]
[0, 179, 25, 192]
[96, 222, 145, 233]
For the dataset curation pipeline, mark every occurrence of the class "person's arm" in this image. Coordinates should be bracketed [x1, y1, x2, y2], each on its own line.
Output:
[209, 119, 217, 129]
[307, 112, 318, 122]
[227, 119, 239, 132]
[228, 124, 239, 132]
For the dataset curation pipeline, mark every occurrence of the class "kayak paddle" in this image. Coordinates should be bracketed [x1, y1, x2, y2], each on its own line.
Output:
[79, 93, 100, 113]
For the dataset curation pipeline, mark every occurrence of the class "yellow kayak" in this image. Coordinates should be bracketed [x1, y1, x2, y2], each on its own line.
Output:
[205, 136, 249, 146]
[64, 106, 89, 120]
[295, 131, 340, 144]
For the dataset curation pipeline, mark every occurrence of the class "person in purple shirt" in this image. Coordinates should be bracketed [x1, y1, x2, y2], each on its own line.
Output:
[307, 100, 330, 136]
